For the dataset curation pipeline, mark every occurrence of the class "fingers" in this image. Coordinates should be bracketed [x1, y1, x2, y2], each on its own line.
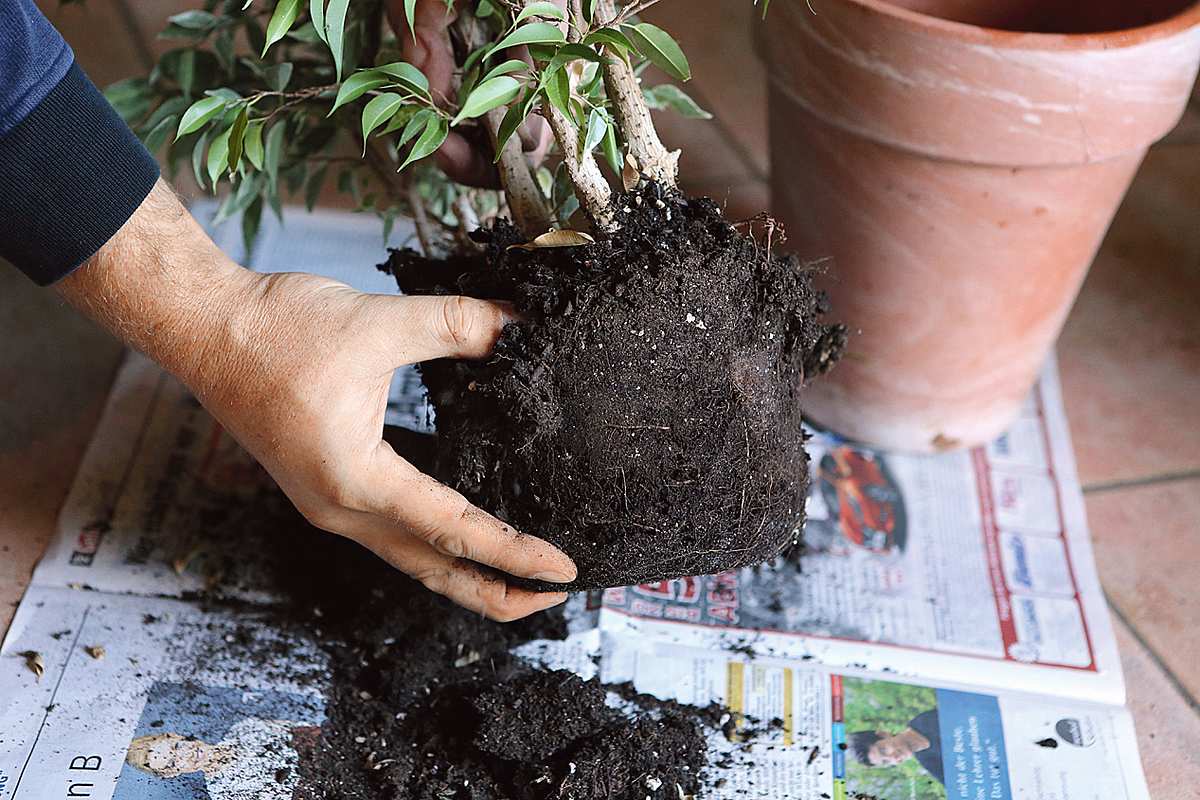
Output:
[366, 531, 568, 621]
[365, 445, 578, 583]
[384, 294, 516, 364]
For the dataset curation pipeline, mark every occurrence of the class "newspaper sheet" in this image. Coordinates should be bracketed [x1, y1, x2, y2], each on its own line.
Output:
[0, 207, 1147, 799]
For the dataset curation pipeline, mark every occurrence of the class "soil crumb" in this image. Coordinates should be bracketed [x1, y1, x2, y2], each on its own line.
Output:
[387, 185, 845, 590]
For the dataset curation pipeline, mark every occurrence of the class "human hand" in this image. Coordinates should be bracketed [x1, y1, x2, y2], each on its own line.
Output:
[384, 0, 554, 186]
[58, 181, 575, 621]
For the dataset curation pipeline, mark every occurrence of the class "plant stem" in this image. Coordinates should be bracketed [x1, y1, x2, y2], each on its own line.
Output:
[597, 0, 678, 187]
[543, 103, 615, 230]
[407, 183, 437, 256]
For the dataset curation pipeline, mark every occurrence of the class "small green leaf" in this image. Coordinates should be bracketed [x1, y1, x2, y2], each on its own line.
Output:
[601, 119, 621, 173]
[264, 62, 294, 92]
[489, 22, 565, 56]
[286, 20, 321, 42]
[176, 95, 226, 139]
[643, 83, 711, 118]
[243, 196, 264, 257]
[398, 108, 433, 146]
[329, 70, 389, 114]
[623, 22, 690, 81]
[515, 2, 566, 24]
[403, 0, 417, 40]
[475, 0, 496, 17]
[582, 27, 634, 51]
[177, 49, 196, 97]
[542, 66, 571, 119]
[361, 93, 405, 151]
[264, 121, 285, 183]
[479, 59, 528, 85]
[228, 108, 249, 172]
[310, 0, 327, 43]
[493, 92, 531, 161]
[548, 43, 604, 72]
[305, 164, 328, 211]
[376, 62, 430, 96]
[192, 129, 210, 190]
[583, 107, 606, 153]
[262, 0, 302, 56]
[244, 121, 265, 169]
[452, 76, 521, 125]
[104, 78, 151, 123]
[399, 116, 448, 171]
[583, 0, 597, 23]
[380, 105, 419, 135]
[207, 126, 232, 189]
[326, 0, 351, 78]
[214, 28, 236, 76]
[142, 114, 177, 153]
[168, 10, 217, 30]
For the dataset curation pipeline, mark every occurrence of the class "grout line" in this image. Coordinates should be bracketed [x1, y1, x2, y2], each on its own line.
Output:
[1107, 593, 1200, 715]
[112, 0, 156, 72]
[1083, 469, 1200, 495]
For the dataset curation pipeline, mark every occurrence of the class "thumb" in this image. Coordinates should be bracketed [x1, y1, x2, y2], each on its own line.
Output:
[386, 294, 516, 365]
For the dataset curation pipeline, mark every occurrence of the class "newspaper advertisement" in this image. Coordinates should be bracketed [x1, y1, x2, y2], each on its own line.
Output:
[0, 207, 1146, 799]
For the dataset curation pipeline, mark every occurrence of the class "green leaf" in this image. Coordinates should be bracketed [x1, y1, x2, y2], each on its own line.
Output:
[207, 126, 232, 189]
[398, 108, 433, 146]
[177, 49, 196, 97]
[305, 164, 328, 211]
[402, 0, 417, 40]
[759, 0, 771, 19]
[548, 43, 604, 72]
[515, 2, 566, 24]
[214, 171, 262, 225]
[399, 116, 448, 171]
[168, 10, 217, 30]
[104, 78, 151, 123]
[244, 121, 265, 169]
[489, 22, 565, 56]
[214, 28, 236, 76]
[286, 20, 322, 42]
[242, 196, 264, 258]
[264, 62, 294, 92]
[542, 66, 571, 119]
[262, 0, 302, 56]
[329, 70, 389, 114]
[452, 76, 521, 125]
[645, 83, 711, 118]
[264, 121, 286, 183]
[176, 95, 226, 139]
[192, 129, 210, 190]
[361, 93, 405, 151]
[142, 114, 177, 153]
[493, 92, 531, 161]
[623, 22, 690, 81]
[380, 105, 419, 135]
[583, 107, 606, 153]
[475, 0, 496, 18]
[376, 62, 430, 96]
[228, 108, 249, 172]
[479, 59, 528, 85]
[582, 27, 634, 52]
[601, 118, 621, 173]
[326, 0, 351, 78]
[310, 0, 327, 43]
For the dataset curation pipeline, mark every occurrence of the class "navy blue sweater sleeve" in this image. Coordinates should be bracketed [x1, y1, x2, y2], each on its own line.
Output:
[1, 0, 160, 286]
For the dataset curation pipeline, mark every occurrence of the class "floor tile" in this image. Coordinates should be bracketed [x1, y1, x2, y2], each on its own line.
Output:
[0, 268, 124, 634]
[1087, 478, 1200, 702]
[644, 0, 770, 179]
[1114, 611, 1200, 800]
[36, 0, 151, 87]
[1057, 144, 1200, 488]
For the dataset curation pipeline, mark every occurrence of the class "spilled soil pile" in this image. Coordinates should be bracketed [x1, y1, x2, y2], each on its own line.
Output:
[237, 491, 755, 800]
[387, 185, 845, 590]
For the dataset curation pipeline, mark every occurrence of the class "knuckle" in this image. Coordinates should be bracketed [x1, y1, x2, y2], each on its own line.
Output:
[436, 296, 476, 348]
[414, 566, 451, 598]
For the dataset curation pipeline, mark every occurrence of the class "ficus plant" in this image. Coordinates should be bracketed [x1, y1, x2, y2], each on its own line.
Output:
[106, 0, 740, 254]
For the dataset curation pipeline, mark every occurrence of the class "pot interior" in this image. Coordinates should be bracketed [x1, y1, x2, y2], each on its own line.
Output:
[887, 0, 1197, 34]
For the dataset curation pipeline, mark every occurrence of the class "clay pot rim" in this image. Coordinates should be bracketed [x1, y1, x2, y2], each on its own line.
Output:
[840, 0, 1200, 50]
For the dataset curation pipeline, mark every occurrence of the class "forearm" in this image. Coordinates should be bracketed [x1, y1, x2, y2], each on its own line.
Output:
[54, 179, 256, 395]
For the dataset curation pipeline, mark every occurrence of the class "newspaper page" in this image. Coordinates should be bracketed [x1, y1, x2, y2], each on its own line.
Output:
[601, 638, 1150, 800]
[601, 364, 1123, 705]
[0, 206, 1146, 799]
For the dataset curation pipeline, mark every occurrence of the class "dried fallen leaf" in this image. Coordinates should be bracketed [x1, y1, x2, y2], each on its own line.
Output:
[622, 152, 641, 191]
[19, 650, 44, 681]
[84, 645, 106, 660]
[507, 229, 595, 251]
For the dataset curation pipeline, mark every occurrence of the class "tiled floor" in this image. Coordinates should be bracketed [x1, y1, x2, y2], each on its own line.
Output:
[5, 2, 1200, 796]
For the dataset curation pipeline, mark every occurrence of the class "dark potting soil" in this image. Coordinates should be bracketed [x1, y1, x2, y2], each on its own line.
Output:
[207, 495, 760, 800]
[385, 184, 846, 590]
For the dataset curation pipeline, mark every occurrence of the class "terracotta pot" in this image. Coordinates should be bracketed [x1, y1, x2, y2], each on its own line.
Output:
[766, 0, 1200, 451]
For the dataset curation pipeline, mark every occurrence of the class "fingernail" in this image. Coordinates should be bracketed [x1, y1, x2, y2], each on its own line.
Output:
[532, 569, 576, 584]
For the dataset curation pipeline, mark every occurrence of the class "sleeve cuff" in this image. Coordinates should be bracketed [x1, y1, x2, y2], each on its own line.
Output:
[0, 61, 160, 286]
